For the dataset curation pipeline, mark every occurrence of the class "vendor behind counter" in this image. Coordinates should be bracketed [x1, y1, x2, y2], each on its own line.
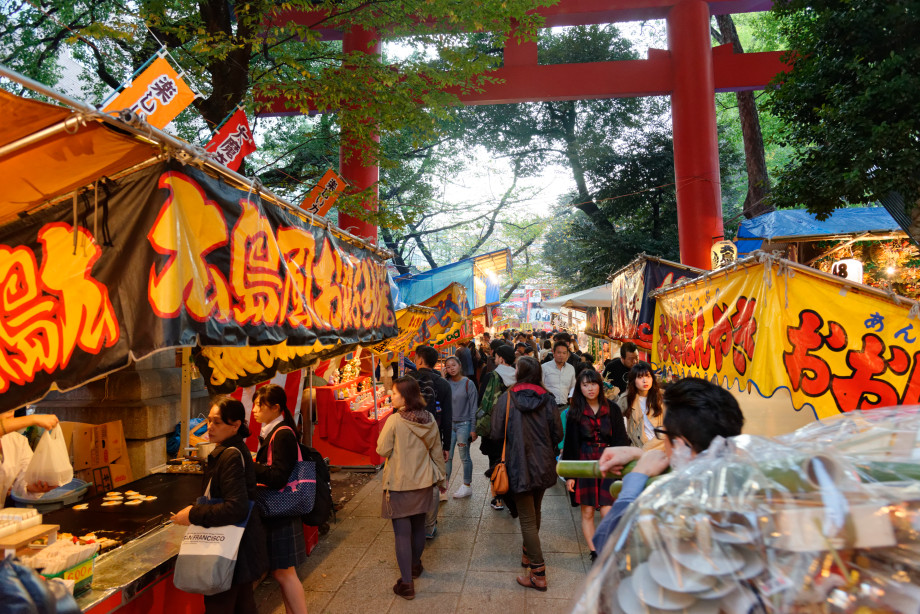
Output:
[0, 410, 65, 506]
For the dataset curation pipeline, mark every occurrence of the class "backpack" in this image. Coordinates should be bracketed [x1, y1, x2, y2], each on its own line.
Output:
[410, 370, 443, 419]
[475, 371, 509, 437]
[300, 443, 333, 527]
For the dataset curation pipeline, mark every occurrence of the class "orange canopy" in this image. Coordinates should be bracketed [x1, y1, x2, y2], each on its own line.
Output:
[0, 89, 160, 225]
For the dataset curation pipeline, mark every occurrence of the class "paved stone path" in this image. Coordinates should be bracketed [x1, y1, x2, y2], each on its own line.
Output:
[255, 446, 592, 613]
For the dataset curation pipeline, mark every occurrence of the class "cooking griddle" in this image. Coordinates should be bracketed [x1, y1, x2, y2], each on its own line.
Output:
[42, 473, 202, 548]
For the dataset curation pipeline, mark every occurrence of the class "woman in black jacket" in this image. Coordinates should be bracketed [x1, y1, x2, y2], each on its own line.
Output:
[490, 356, 563, 593]
[561, 368, 630, 563]
[172, 397, 267, 614]
[251, 385, 308, 614]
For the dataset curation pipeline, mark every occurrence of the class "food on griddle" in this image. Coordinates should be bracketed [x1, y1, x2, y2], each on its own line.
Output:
[124, 500, 142, 506]
[125, 490, 139, 495]
[144, 496, 157, 501]
[101, 501, 122, 506]
[106, 491, 121, 496]
[73, 504, 89, 510]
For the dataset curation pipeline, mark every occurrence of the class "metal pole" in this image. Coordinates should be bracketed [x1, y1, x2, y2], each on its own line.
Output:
[370, 354, 379, 421]
[305, 367, 314, 447]
[179, 347, 191, 457]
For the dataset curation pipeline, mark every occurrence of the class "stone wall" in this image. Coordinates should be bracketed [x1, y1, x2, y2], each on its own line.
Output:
[37, 350, 210, 479]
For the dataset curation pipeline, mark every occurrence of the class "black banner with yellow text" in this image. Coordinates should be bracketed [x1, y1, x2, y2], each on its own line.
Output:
[0, 161, 396, 408]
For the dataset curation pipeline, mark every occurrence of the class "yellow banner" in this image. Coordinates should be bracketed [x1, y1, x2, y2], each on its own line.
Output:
[103, 56, 196, 128]
[368, 306, 434, 358]
[652, 258, 920, 419]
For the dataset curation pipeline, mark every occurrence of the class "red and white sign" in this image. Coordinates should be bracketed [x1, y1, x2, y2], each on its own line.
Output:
[205, 109, 257, 171]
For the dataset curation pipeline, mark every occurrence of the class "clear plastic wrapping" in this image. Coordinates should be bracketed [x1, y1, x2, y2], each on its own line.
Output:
[574, 408, 920, 614]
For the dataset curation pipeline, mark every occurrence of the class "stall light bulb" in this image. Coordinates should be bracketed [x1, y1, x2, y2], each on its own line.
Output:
[887, 267, 896, 276]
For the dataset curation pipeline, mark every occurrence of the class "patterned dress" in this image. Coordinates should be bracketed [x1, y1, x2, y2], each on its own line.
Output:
[562, 401, 630, 508]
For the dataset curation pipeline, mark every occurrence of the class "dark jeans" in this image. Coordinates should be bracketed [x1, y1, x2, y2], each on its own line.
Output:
[203, 581, 257, 614]
[393, 513, 426, 583]
[514, 488, 547, 566]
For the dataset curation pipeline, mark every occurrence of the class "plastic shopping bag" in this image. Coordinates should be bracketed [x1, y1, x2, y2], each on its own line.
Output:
[22, 424, 73, 489]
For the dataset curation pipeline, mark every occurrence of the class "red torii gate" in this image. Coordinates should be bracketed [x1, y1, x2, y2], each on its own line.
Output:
[261, 0, 785, 270]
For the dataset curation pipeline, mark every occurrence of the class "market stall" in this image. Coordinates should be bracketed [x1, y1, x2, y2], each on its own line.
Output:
[651, 252, 920, 425]
[608, 254, 702, 351]
[0, 66, 397, 613]
[308, 282, 471, 467]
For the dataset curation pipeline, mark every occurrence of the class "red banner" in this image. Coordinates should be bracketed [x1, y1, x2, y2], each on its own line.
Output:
[205, 109, 257, 171]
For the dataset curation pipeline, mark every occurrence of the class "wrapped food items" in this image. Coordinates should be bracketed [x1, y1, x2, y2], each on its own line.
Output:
[574, 408, 920, 614]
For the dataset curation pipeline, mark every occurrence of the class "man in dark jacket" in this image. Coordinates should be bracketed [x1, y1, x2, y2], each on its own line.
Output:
[407, 344, 453, 538]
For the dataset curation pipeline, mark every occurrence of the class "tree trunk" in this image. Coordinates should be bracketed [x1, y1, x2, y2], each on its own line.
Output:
[380, 226, 410, 275]
[714, 14, 773, 219]
[552, 101, 617, 233]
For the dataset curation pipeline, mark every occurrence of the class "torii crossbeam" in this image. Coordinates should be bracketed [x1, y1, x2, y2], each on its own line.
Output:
[260, 0, 786, 270]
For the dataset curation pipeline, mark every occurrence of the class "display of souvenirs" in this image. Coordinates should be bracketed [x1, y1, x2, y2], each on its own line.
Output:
[572, 408, 920, 614]
[341, 356, 361, 382]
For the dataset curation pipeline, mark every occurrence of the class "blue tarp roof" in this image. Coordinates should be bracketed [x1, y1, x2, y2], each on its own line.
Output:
[393, 248, 508, 309]
[736, 206, 903, 255]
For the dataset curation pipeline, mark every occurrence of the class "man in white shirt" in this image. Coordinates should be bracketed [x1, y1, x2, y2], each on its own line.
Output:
[541, 341, 576, 409]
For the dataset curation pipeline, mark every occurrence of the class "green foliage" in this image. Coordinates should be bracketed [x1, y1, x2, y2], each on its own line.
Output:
[765, 0, 920, 218]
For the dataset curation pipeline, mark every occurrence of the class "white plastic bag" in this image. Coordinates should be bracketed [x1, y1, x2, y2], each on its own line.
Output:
[22, 424, 73, 489]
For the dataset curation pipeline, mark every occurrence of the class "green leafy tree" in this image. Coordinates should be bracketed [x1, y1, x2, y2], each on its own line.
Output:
[0, 0, 556, 220]
[765, 0, 920, 224]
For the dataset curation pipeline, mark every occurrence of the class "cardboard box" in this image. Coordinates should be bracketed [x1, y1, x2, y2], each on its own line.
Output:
[60, 421, 133, 493]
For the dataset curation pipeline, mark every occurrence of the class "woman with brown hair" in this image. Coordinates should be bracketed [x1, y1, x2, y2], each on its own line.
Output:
[490, 356, 563, 592]
[376, 376, 447, 601]
[251, 384, 308, 614]
[616, 361, 666, 451]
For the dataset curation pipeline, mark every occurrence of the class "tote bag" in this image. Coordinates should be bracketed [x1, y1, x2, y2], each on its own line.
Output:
[256, 426, 317, 518]
[174, 448, 252, 596]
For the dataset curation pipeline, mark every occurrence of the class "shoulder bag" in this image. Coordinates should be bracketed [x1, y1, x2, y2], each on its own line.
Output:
[256, 426, 317, 518]
[174, 447, 252, 596]
[489, 394, 512, 496]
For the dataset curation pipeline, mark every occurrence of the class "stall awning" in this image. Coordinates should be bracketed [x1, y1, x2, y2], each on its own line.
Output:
[0, 69, 397, 410]
[736, 207, 905, 255]
[394, 248, 511, 310]
[540, 284, 612, 310]
[0, 89, 160, 224]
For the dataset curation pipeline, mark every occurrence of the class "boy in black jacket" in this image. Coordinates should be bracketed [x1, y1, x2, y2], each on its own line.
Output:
[407, 344, 453, 538]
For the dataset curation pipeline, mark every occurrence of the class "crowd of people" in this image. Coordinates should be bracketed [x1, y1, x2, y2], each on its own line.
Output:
[376, 328, 746, 600]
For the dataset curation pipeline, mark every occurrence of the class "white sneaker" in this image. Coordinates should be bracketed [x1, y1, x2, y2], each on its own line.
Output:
[452, 484, 473, 499]
[439, 490, 448, 502]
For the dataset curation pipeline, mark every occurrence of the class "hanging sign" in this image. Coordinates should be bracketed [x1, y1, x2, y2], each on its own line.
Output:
[652, 257, 920, 419]
[103, 55, 196, 129]
[300, 168, 347, 217]
[204, 109, 257, 172]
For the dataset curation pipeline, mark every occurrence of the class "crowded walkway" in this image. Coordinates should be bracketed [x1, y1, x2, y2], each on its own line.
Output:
[253, 449, 588, 613]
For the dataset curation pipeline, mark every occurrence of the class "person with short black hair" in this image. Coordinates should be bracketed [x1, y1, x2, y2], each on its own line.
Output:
[602, 341, 639, 392]
[541, 341, 576, 409]
[406, 345, 453, 538]
[514, 342, 528, 358]
[591, 377, 745, 555]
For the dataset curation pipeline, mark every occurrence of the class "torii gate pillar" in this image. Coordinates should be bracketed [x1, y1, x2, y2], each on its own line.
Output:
[338, 27, 380, 244]
[668, 0, 723, 269]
